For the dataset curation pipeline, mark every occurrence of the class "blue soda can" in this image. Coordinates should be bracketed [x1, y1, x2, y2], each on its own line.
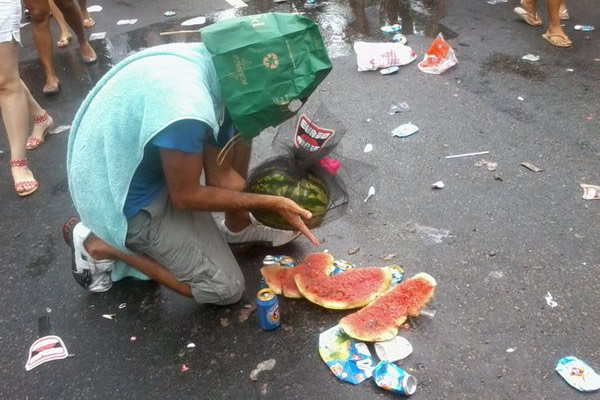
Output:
[256, 288, 281, 331]
[374, 361, 417, 396]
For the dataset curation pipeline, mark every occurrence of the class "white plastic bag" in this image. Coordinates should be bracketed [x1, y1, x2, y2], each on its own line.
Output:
[353, 42, 417, 72]
[417, 33, 457, 75]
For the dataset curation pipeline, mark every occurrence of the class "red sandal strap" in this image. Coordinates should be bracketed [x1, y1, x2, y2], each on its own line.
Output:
[10, 159, 28, 167]
[33, 112, 49, 124]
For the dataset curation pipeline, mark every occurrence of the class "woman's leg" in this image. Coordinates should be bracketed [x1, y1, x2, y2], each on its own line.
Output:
[48, 0, 72, 47]
[23, 0, 60, 94]
[0, 42, 38, 195]
[23, 80, 54, 148]
[53, 0, 97, 62]
[77, 0, 95, 27]
[544, 0, 571, 46]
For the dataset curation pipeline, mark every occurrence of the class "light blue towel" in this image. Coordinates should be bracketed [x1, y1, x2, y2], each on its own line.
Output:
[67, 43, 224, 281]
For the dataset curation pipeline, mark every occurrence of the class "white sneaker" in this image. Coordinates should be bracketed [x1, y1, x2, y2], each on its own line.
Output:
[70, 222, 114, 293]
[220, 214, 301, 247]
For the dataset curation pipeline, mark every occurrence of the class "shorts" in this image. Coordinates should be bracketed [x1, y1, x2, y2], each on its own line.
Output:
[125, 189, 245, 305]
[0, 0, 22, 44]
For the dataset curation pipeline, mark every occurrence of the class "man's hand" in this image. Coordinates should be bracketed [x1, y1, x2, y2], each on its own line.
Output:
[271, 197, 320, 246]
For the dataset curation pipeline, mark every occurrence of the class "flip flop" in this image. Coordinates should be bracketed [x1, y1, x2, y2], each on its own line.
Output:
[559, 8, 570, 20]
[514, 6, 542, 27]
[83, 17, 95, 28]
[56, 35, 72, 48]
[542, 33, 572, 48]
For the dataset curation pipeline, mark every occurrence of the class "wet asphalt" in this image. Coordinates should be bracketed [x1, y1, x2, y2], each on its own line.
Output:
[1, 0, 599, 399]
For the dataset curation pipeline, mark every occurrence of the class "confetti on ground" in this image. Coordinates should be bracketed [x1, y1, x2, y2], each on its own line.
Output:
[102, 314, 117, 320]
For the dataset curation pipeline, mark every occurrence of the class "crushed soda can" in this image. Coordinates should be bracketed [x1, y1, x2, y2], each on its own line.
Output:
[262, 255, 296, 267]
[374, 361, 417, 395]
[555, 356, 600, 392]
[319, 326, 375, 384]
[331, 259, 356, 276]
[380, 66, 400, 75]
[387, 265, 405, 286]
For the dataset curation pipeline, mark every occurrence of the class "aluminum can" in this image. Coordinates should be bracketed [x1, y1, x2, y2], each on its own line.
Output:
[374, 361, 417, 396]
[256, 288, 280, 331]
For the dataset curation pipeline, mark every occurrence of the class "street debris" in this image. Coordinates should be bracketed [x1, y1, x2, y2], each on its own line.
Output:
[556, 356, 600, 392]
[118, 303, 127, 309]
[380, 24, 401, 33]
[580, 184, 600, 200]
[354, 42, 417, 71]
[420, 307, 437, 319]
[391, 122, 419, 138]
[574, 25, 595, 31]
[49, 125, 70, 135]
[130, 336, 137, 342]
[160, 29, 201, 36]
[432, 180, 445, 189]
[486, 0, 508, 4]
[566, 68, 574, 72]
[181, 364, 189, 373]
[347, 247, 360, 255]
[225, 0, 248, 8]
[46, 307, 52, 313]
[418, 33, 457, 74]
[363, 143, 373, 153]
[380, 66, 399, 75]
[164, 10, 177, 17]
[392, 33, 407, 44]
[364, 186, 375, 203]
[25, 335, 69, 371]
[445, 151, 489, 159]
[407, 223, 451, 245]
[319, 326, 375, 384]
[87, 5, 102, 12]
[380, 253, 397, 261]
[374, 336, 413, 362]
[260, 383, 268, 395]
[250, 359, 276, 381]
[374, 361, 417, 395]
[474, 159, 497, 171]
[89, 32, 106, 41]
[238, 303, 256, 322]
[544, 292, 558, 308]
[117, 19, 138, 25]
[517, 96, 525, 101]
[181, 16, 207, 26]
[220, 317, 230, 328]
[186, 343, 196, 349]
[522, 53, 540, 61]
[506, 348, 515, 353]
[388, 102, 410, 115]
[102, 314, 117, 320]
[521, 162, 543, 172]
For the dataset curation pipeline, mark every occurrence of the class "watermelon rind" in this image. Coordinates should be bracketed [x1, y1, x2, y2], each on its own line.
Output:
[260, 265, 285, 295]
[294, 267, 393, 310]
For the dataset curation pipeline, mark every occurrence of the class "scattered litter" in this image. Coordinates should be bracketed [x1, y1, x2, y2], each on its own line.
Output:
[238, 303, 256, 322]
[445, 151, 489, 159]
[181, 364, 189, 373]
[130, 336, 137, 342]
[418, 33, 457, 74]
[117, 19, 138, 25]
[375, 336, 413, 362]
[363, 143, 373, 153]
[585, 114, 595, 121]
[319, 326, 375, 384]
[522, 53, 540, 61]
[380, 253, 397, 261]
[274, 0, 287, 3]
[388, 102, 410, 115]
[164, 10, 177, 17]
[380, 24, 401, 33]
[181, 16, 207, 26]
[25, 335, 69, 371]
[545, 292, 558, 308]
[374, 361, 417, 395]
[354, 42, 417, 71]
[506, 348, 515, 353]
[566, 68, 574, 72]
[392, 33, 407, 44]
[388, 265, 405, 286]
[580, 184, 600, 200]
[89, 32, 106, 40]
[574, 25, 595, 31]
[260, 383, 268, 395]
[220, 317, 230, 328]
[380, 66, 400, 75]
[347, 247, 360, 255]
[160, 29, 201, 36]
[432, 180, 445, 189]
[517, 96, 524, 101]
[407, 223, 451, 245]
[186, 343, 196, 349]
[304, 0, 318, 9]
[391, 123, 419, 138]
[250, 359, 276, 381]
[488, 250, 497, 257]
[364, 186, 375, 203]
[49, 125, 70, 135]
[87, 5, 102, 12]
[556, 356, 600, 392]
[486, 0, 508, 4]
[400, 323, 410, 331]
[118, 303, 127, 309]
[45, 307, 52, 313]
[102, 314, 117, 320]
[420, 307, 437, 319]
[224, 0, 248, 8]
[474, 159, 497, 171]
[521, 162, 543, 172]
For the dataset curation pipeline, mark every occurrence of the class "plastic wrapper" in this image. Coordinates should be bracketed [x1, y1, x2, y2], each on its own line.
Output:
[354, 42, 417, 71]
[556, 356, 600, 392]
[418, 33, 457, 75]
[319, 325, 375, 384]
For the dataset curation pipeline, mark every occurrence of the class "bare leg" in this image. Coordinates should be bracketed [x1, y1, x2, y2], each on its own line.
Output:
[0, 42, 38, 195]
[53, 0, 97, 62]
[22, 80, 55, 144]
[544, 0, 571, 45]
[519, 0, 538, 15]
[77, 0, 95, 27]
[23, 0, 59, 94]
[84, 234, 193, 298]
[48, 0, 72, 47]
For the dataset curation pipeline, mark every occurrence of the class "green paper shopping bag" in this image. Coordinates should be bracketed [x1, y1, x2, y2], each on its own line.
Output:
[202, 13, 332, 140]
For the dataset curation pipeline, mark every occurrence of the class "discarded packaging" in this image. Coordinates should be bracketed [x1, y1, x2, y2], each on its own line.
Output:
[445, 151, 489, 159]
[580, 184, 600, 200]
[118, 303, 127, 309]
[517, 96, 524, 101]
[418, 33, 457, 75]
[381, 24, 401, 33]
[130, 336, 137, 342]
[102, 314, 117, 320]
[420, 307, 437, 319]
[506, 348, 515, 353]
[89, 32, 106, 40]
[522, 53, 540, 61]
[432, 180, 445, 189]
[117, 19, 138, 25]
[574, 25, 595, 31]
[474, 159, 497, 171]
[364, 144, 373, 153]
[373, 361, 417, 395]
[374, 336, 413, 362]
[331, 259, 357, 276]
[181, 16, 207, 26]
[545, 291, 558, 308]
[380, 66, 400, 75]
[186, 343, 196, 349]
[354, 42, 417, 71]
[25, 335, 69, 371]
[181, 364, 189, 372]
[49, 125, 70, 135]
[392, 123, 419, 138]
[392, 33, 407, 44]
[164, 10, 177, 16]
[556, 356, 600, 392]
[87, 5, 102, 12]
[225, 0, 248, 7]
[411, 223, 450, 245]
[364, 186, 376, 203]
[250, 359, 276, 381]
[521, 162, 543, 172]
[388, 264, 405, 286]
[566, 68, 574, 72]
[319, 326, 375, 384]
[388, 102, 410, 115]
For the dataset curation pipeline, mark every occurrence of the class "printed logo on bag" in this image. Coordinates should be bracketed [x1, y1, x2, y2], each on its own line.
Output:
[294, 114, 335, 153]
[263, 53, 279, 69]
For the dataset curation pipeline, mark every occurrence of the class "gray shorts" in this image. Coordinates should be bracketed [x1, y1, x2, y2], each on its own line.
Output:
[125, 190, 244, 305]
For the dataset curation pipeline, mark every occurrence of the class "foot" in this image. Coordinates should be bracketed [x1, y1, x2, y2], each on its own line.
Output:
[42, 76, 60, 95]
[63, 217, 114, 292]
[514, 0, 542, 26]
[10, 159, 38, 197]
[559, 6, 569, 20]
[26, 112, 54, 150]
[56, 34, 72, 48]
[82, 12, 95, 28]
[543, 29, 572, 48]
[79, 41, 97, 64]
[220, 214, 300, 247]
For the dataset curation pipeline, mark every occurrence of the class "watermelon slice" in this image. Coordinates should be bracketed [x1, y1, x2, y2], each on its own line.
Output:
[260, 253, 335, 298]
[338, 273, 437, 342]
[295, 267, 392, 309]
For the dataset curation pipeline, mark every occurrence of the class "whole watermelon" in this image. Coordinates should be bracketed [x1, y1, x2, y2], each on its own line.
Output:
[247, 168, 330, 230]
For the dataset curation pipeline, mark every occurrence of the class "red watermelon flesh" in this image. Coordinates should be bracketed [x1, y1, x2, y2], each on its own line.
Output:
[295, 267, 392, 310]
[339, 272, 437, 342]
[260, 253, 334, 299]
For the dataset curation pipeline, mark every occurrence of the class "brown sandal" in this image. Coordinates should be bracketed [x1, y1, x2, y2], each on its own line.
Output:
[542, 33, 572, 48]
[514, 6, 542, 27]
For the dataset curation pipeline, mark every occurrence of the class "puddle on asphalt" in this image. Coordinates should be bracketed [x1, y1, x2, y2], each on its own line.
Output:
[480, 53, 547, 82]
